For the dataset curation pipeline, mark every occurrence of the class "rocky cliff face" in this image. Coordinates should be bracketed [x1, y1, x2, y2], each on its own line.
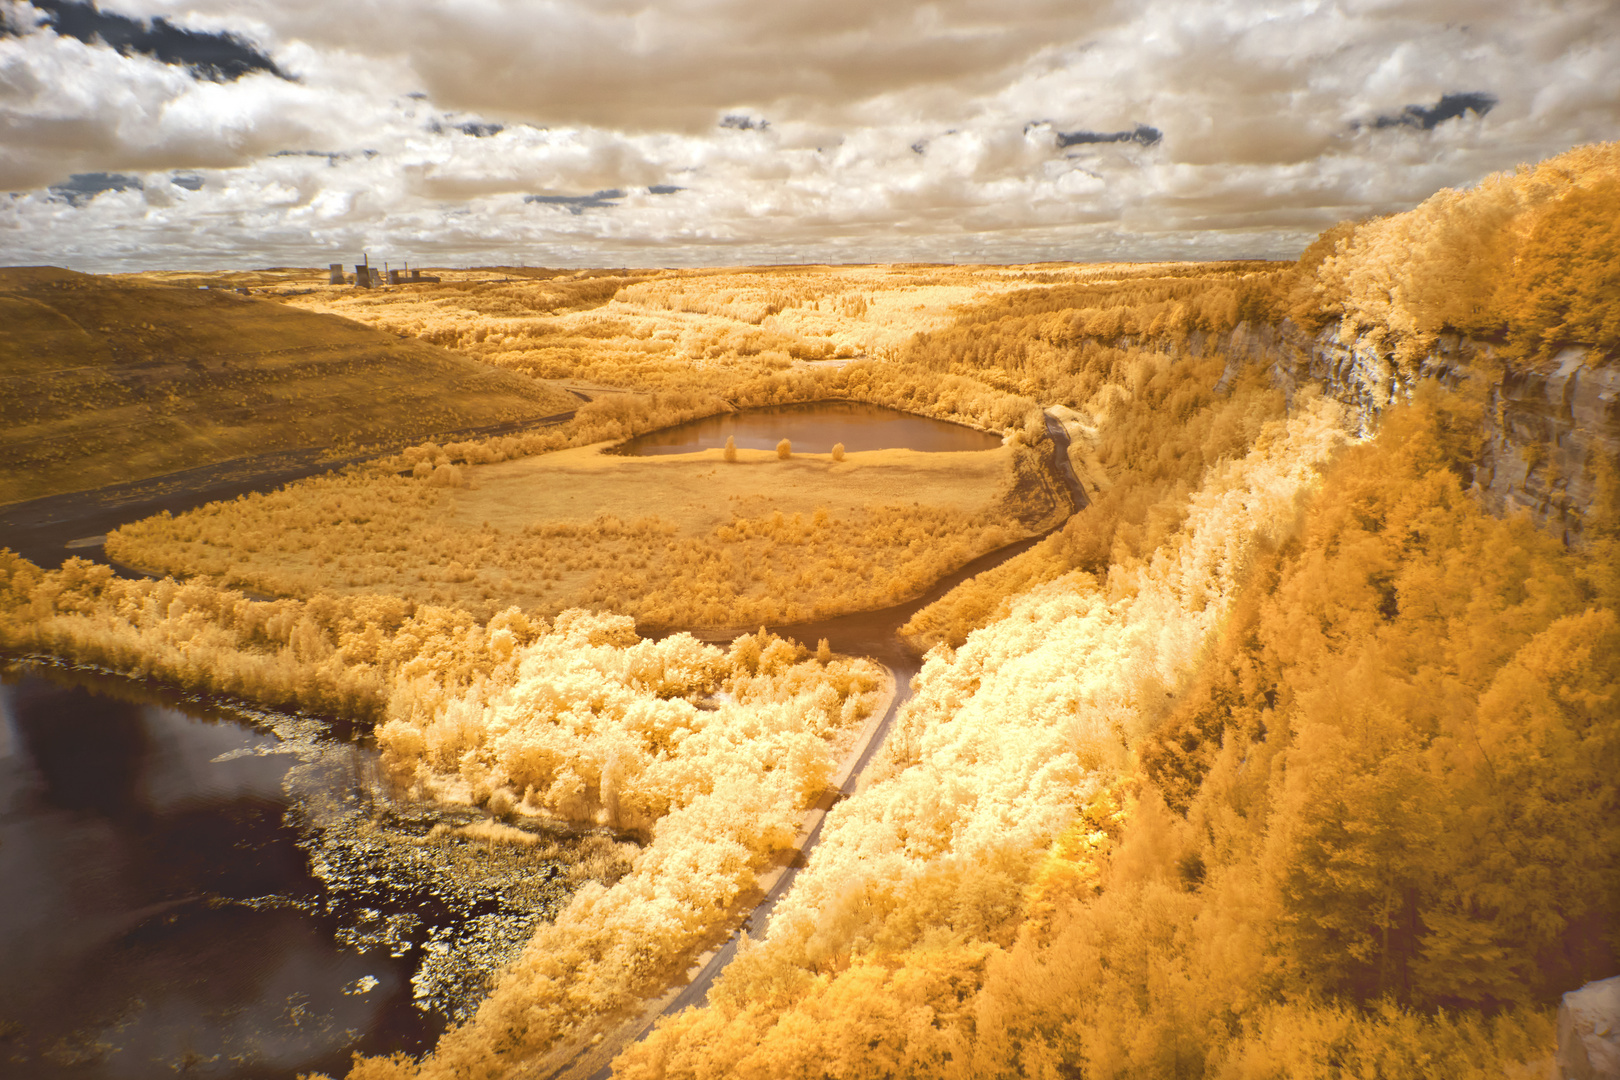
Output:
[1205, 320, 1620, 545]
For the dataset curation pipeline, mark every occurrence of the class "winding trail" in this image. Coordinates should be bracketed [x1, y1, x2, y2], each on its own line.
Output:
[545, 416, 1087, 1080]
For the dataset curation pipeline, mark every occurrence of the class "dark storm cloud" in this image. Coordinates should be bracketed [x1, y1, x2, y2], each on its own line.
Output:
[524, 189, 625, 213]
[720, 115, 769, 131]
[1055, 124, 1162, 148]
[647, 184, 683, 194]
[169, 173, 203, 190]
[19, 0, 288, 82]
[457, 122, 504, 138]
[1369, 92, 1498, 130]
[48, 170, 140, 205]
[270, 150, 351, 164]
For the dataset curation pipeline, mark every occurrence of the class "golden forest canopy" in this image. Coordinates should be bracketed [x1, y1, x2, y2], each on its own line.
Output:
[611, 386, 1620, 1080]
[1301, 141, 1620, 364]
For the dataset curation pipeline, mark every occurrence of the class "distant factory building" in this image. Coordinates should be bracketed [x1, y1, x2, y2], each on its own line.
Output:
[340, 256, 437, 286]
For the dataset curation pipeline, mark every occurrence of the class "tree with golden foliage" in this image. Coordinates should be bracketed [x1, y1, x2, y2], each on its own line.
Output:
[1309, 141, 1620, 365]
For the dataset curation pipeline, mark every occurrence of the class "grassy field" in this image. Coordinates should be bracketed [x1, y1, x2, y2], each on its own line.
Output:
[0, 267, 579, 505]
[274, 262, 1145, 387]
[453, 442, 1016, 531]
[105, 440, 1056, 628]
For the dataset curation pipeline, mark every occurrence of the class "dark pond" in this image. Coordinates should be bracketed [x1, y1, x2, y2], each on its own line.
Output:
[0, 664, 581, 1080]
[612, 401, 1005, 456]
[0, 666, 433, 1078]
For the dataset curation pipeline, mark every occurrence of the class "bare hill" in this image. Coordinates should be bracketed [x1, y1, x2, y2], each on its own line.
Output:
[0, 267, 579, 504]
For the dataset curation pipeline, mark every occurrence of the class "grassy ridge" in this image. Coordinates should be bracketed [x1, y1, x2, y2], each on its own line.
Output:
[0, 267, 578, 504]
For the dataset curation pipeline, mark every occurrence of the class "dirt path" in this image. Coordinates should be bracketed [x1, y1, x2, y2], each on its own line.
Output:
[0, 409, 577, 568]
[535, 417, 1087, 1080]
[532, 660, 914, 1080]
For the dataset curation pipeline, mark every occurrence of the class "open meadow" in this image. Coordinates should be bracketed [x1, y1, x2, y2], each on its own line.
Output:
[107, 439, 1056, 628]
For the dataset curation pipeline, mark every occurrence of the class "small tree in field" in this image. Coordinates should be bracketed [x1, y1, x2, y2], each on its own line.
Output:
[724, 435, 737, 462]
[777, 439, 792, 460]
[831, 442, 845, 462]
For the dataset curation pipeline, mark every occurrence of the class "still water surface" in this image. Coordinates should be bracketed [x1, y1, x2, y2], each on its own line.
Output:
[612, 401, 1005, 456]
[0, 666, 444, 1078]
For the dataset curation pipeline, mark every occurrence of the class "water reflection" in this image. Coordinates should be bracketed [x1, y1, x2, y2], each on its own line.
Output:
[612, 401, 1005, 456]
[0, 667, 431, 1079]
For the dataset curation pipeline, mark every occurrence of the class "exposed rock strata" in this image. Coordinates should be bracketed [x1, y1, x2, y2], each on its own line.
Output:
[1558, 976, 1620, 1080]
[1201, 321, 1619, 544]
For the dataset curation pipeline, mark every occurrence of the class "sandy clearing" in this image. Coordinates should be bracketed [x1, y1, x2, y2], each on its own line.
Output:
[449, 442, 1015, 536]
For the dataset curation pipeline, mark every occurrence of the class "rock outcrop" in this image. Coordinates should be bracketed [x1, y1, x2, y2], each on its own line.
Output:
[1205, 320, 1619, 545]
[1558, 976, 1620, 1080]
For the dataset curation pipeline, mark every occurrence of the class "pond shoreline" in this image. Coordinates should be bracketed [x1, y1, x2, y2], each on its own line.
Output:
[0, 654, 636, 1079]
[608, 398, 1007, 457]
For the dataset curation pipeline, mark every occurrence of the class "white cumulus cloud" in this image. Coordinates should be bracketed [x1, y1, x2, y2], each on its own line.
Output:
[0, 0, 1615, 270]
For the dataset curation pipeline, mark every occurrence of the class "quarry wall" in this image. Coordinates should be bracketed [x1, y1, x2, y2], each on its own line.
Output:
[1203, 320, 1620, 545]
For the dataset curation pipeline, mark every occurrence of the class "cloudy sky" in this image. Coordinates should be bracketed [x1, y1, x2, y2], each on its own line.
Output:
[1, 0, 1616, 271]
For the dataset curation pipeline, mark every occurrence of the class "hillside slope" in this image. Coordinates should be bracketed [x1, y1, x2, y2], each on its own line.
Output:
[0, 267, 578, 504]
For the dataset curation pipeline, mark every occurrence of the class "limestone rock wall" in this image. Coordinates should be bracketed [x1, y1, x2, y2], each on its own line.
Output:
[1558, 976, 1620, 1080]
[1199, 320, 1619, 545]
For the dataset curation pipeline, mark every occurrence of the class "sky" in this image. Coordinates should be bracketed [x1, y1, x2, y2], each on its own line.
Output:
[0, 0, 1616, 272]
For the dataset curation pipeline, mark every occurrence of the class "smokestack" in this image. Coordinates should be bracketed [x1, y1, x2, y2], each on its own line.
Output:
[354, 263, 371, 288]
